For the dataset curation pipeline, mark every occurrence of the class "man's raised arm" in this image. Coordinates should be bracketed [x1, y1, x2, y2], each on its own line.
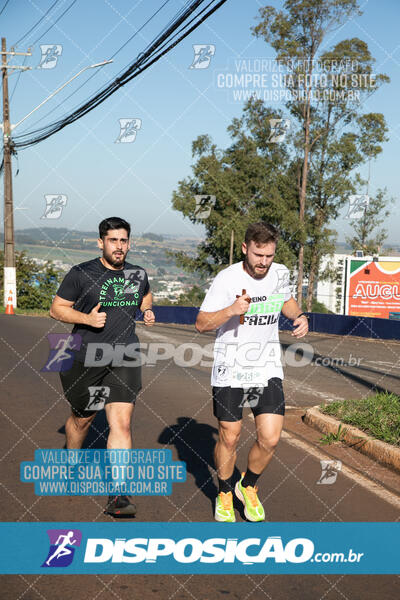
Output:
[195, 292, 250, 333]
[49, 296, 106, 328]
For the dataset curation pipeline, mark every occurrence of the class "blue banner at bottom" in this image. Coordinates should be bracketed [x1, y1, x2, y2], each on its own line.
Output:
[0, 522, 397, 574]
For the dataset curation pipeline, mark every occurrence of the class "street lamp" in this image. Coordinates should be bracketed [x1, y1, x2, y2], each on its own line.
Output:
[11, 60, 113, 131]
[2, 56, 113, 309]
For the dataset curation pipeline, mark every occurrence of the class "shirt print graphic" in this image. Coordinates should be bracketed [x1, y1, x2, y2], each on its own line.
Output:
[243, 293, 284, 326]
[99, 275, 140, 308]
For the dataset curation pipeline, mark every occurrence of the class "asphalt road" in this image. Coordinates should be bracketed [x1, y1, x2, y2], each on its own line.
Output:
[0, 315, 399, 599]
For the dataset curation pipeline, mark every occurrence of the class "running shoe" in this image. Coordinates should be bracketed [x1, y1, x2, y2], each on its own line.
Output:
[235, 474, 265, 522]
[104, 495, 137, 516]
[214, 491, 235, 522]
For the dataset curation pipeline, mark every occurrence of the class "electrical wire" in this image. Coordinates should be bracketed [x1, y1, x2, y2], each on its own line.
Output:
[12, 0, 229, 150]
[0, 0, 10, 16]
[19, 0, 175, 133]
[30, 0, 77, 46]
[10, 0, 75, 107]
[9, 55, 27, 102]
[13, 0, 60, 46]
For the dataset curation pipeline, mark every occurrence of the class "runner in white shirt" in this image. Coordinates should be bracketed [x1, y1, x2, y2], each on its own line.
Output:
[196, 222, 308, 522]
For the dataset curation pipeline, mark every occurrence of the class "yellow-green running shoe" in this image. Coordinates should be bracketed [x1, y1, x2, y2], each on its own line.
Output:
[235, 474, 265, 522]
[214, 491, 235, 522]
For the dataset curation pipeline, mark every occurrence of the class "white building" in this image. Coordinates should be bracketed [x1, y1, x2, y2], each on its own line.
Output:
[316, 254, 347, 313]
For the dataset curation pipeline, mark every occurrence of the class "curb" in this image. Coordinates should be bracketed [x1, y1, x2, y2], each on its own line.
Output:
[303, 406, 400, 474]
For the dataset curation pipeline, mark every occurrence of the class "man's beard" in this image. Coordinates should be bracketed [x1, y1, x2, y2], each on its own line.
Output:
[243, 255, 270, 279]
[103, 249, 127, 267]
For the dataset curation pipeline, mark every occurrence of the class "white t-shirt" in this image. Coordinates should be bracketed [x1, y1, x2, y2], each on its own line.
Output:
[200, 261, 292, 388]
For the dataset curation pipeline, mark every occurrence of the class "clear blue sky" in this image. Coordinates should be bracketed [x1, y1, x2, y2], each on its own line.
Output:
[2, 0, 400, 243]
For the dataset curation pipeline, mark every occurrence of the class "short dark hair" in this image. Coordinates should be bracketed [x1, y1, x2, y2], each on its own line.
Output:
[98, 217, 131, 240]
[245, 222, 279, 246]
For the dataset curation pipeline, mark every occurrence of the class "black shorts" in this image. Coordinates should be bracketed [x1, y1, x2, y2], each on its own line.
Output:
[59, 358, 141, 418]
[212, 378, 285, 422]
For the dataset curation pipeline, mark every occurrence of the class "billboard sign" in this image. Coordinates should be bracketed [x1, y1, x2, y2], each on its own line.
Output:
[346, 258, 400, 319]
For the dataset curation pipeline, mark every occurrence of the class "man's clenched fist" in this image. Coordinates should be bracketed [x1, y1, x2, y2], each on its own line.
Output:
[143, 309, 155, 327]
[231, 293, 251, 316]
[86, 303, 107, 328]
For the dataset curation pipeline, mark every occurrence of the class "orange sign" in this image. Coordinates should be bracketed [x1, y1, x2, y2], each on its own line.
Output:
[346, 260, 400, 319]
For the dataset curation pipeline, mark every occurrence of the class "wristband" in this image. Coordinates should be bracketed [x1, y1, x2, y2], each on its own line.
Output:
[142, 308, 153, 314]
[296, 312, 309, 320]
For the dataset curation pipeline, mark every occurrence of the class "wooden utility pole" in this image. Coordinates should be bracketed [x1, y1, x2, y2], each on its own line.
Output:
[2, 37, 16, 307]
[1, 38, 31, 307]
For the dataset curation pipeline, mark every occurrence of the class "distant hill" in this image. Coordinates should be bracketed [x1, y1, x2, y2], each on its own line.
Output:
[0, 227, 98, 245]
[1, 227, 396, 254]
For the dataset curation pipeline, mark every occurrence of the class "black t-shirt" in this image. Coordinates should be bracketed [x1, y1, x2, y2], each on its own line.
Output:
[56, 258, 150, 363]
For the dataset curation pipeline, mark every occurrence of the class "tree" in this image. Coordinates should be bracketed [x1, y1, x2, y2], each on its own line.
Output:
[252, 0, 389, 304]
[176, 285, 206, 306]
[171, 100, 299, 275]
[302, 110, 388, 309]
[171, 2, 390, 311]
[346, 189, 393, 255]
[0, 251, 61, 310]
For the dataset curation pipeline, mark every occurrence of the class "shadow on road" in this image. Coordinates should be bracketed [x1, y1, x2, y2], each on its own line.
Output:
[57, 411, 109, 449]
[158, 417, 226, 508]
[281, 341, 399, 395]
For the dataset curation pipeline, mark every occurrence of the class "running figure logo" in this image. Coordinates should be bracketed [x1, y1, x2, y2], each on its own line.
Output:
[213, 364, 230, 384]
[38, 44, 62, 69]
[41, 334, 82, 372]
[41, 194, 67, 219]
[42, 529, 82, 567]
[194, 195, 216, 219]
[239, 387, 263, 408]
[189, 44, 215, 69]
[268, 119, 291, 143]
[317, 460, 342, 485]
[85, 386, 110, 411]
[274, 268, 291, 295]
[345, 195, 369, 220]
[123, 268, 145, 294]
[115, 118, 142, 143]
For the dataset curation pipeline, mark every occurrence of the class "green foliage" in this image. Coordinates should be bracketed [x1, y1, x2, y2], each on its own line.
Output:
[0, 250, 61, 310]
[251, 0, 389, 306]
[319, 423, 347, 445]
[171, 101, 300, 275]
[156, 285, 205, 307]
[321, 392, 400, 446]
[175, 285, 206, 306]
[171, 0, 390, 307]
[345, 188, 393, 255]
[302, 297, 333, 313]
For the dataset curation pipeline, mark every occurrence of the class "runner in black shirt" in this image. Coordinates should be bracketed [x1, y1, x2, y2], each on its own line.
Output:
[50, 217, 155, 516]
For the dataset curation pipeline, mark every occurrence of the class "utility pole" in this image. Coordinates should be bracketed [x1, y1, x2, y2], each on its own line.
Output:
[1, 37, 110, 309]
[1, 38, 31, 308]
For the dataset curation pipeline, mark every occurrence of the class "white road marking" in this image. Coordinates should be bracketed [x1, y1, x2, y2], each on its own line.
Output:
[364, 360, 400, 370]
[279, 429, 400, 510]
[284, 380, 345, 402]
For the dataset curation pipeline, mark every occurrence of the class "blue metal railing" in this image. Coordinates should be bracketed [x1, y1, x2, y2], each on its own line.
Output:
[137, 307, 400, 341]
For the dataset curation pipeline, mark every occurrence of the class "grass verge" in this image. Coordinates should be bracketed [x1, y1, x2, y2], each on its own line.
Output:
[0, 306, 49, 317]
[320, 392, 400, 447]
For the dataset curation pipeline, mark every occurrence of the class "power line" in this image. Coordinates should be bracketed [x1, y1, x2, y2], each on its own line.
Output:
[0, 0, 10, 16]
[9, 56, 27, 103]
[18, 0, 175, 133]
[13, 0, 60, 46]
[12, 0, 229, 150]
[31, 0, 78, 46]
[10, 0, 77, 111]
